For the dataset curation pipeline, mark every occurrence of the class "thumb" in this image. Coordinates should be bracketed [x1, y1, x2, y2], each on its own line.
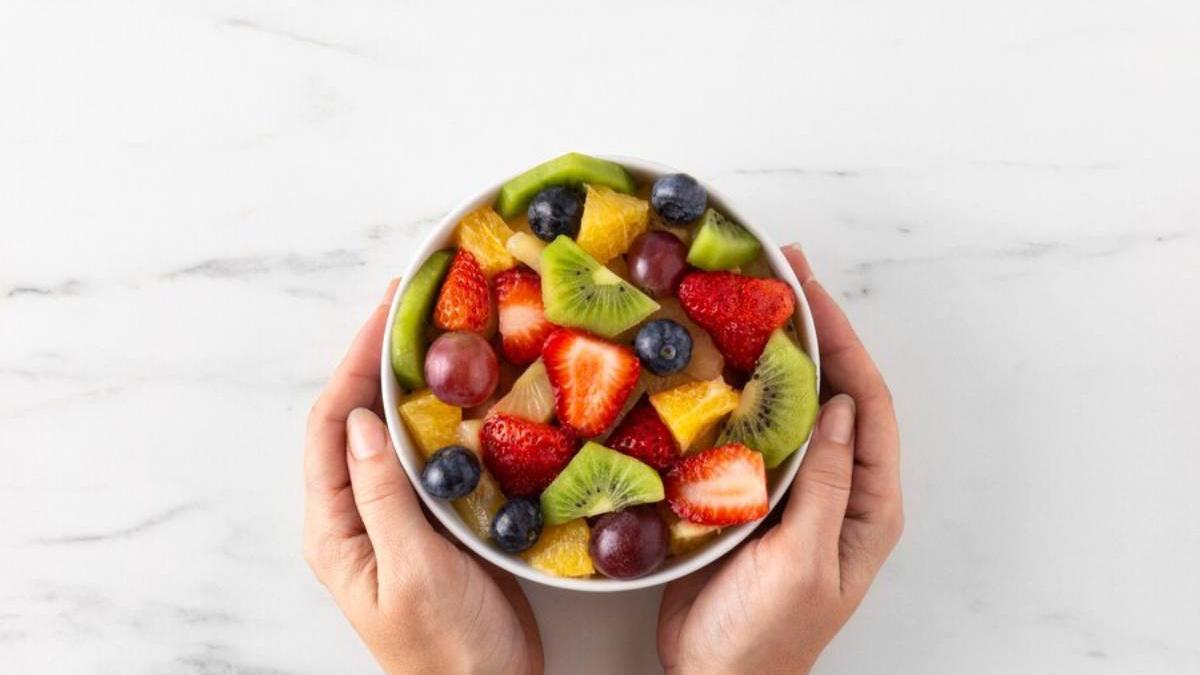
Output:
[780, 394, 856, 566]
[346, 407, 431, 571]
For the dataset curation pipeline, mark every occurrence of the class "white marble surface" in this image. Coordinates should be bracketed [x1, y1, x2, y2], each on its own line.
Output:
[3, 1, 1199, 673]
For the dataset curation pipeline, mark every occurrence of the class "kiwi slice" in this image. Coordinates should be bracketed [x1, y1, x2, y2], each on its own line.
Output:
[686, 209, 762, 271]
[540, 442, 664, 525]
[496, 153, 637, 218]
[389, 250, 453, 390]
[718, 330, 818, 468]
[541, 235, 659, 337]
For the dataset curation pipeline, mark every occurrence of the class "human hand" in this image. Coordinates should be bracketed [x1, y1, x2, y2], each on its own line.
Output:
[303, 279, 543, 674]
[657, 246, 904, 674]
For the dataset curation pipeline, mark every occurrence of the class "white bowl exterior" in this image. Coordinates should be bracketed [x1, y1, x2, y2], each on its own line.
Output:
[381, 156, 821, 592]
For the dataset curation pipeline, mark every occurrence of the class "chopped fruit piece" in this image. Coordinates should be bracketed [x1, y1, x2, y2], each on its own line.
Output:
[521, 518, 594, 577]
[628, 230, 689, 298]
[528, 186, 584, 241]
[496, 152, 637, 218]
[505, 232, 547, 272]
[491, 498, 543, 553]
[420, 445, 481, 499]
[686, 209, 762, 271]
[665, 443, 768, 526]
[576, 184, 650, 263]
[623, 298, 724, 380]
[719, 330, 819, 468]
[398, 389, 462, 458]
[541, 236, 659, 338]
[453, 470, 505, 539]
[457, 419, 484, 455]
[390, 250, 453, 390]
[490, 359, 555, 423]
[540, 442, 664, 525]
[678, 271, 796, 371]
[543, 329, 641, 437]
[454, 207, 517, 277]
[434, 250, 492, 333]
[649, 377, 739, 450]
[606, 399, 680, 471]
[595, 375, 645, 441]
[481, 414, 578, 497]
[634, 319, 693, 375]
[660, 505, 721, 555]
[650, 174, 707, 225]
[424, 332, 500, 407]
[589, 505, 668, 579]
[494, 267, 556, 365]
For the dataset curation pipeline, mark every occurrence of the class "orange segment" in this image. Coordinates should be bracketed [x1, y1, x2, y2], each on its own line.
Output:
[454, 207, 516, 277]
[398, 389, 462, 458]
[521, 518, 594, 577]
[649, 377, 739, 450]
[576, 184, 650, 263]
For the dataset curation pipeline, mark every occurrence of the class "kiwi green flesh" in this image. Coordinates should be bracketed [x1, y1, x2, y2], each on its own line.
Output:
[390, 250, 453, 390]
[540, 442, 665, 526]
[718, 330, 818, 468]
[686, 208, 762, 271]
[541, 236, 659, 338]
[496, 152, 637, 218]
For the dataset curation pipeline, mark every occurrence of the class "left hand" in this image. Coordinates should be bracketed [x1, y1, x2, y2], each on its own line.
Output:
[303, 279, 543, 674]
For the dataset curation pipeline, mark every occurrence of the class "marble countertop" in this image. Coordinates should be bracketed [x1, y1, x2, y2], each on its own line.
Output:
[3, 1, 1198, 673]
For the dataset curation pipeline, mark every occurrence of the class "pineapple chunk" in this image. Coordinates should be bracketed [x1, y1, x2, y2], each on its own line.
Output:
[504, 231, 547, 272]
[490, 359, 555, 423]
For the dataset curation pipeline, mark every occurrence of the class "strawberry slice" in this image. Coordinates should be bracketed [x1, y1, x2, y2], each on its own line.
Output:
[664, 443, 768, 526]
[677, 271, 795, 371]
[494, 266, 556, 365]
[542, 328, 641, 437]
[606, 398, 680, 471]
[434, 250, 492, 333]
[481, 413, 578, 497]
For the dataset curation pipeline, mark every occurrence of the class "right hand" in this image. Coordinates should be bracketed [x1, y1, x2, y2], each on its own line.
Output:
[657, 245, 904, 674]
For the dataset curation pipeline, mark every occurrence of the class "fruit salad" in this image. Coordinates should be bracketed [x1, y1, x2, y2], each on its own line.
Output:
[390, 153, 819, 580]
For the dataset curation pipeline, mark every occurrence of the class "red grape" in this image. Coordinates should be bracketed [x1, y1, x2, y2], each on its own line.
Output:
[627, 231, 688, 298]
[424, 332, 499, 407]
[589, 505, 668, 579]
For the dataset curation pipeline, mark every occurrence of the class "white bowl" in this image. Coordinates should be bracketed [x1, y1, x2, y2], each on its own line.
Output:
[380, 156, 820, 592]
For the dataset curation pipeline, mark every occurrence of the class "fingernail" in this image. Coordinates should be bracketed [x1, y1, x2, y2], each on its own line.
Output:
[783, 244, 815, 283]
[347, 408, 382, 460]
[818, 395, 856, 444]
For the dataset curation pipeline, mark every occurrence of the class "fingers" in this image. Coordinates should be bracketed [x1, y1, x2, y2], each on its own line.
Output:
[304, 280, 399, 583]
[345, 407, 431, 574]
[305, 278, 400, 500]
[780, 395, 856, 565]
[782, 246, 901, 528]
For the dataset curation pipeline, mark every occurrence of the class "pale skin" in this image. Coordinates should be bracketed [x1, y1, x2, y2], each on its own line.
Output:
[304, 245, 902, 674]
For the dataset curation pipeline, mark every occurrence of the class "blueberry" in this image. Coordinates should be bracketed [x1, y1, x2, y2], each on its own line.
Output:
[634, 319, 693, 375]
[490, 499, 544, 553]
[650, 174, 706, 225]
[420, 445, 481, 499]
[528, 186, 583, 241]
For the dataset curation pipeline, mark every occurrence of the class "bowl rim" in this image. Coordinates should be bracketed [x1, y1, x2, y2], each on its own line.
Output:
[380, 154, 820, 592]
